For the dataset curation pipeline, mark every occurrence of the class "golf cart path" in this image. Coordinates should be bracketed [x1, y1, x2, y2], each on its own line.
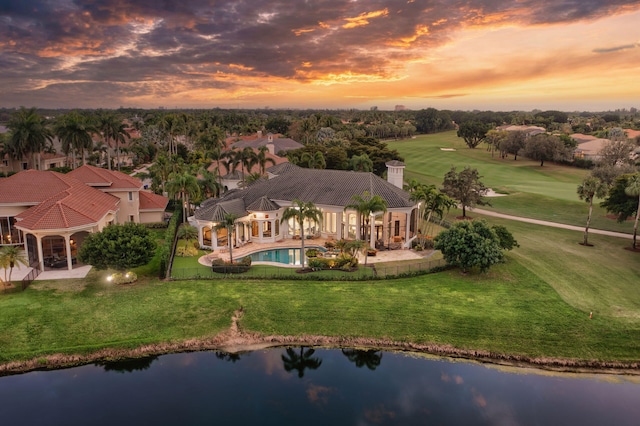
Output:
[470, 208, 633, 239]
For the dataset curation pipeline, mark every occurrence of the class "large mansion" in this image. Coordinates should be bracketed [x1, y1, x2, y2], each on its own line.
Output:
[191, 161, 418, 251]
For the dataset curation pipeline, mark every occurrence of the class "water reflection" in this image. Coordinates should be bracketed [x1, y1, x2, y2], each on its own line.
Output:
[341, 349, 383, 370]
[281, 347, 323, 378]
[96, 355, 158, 373]
[215, 351, 246, 363]
[1, 348, 639, 426]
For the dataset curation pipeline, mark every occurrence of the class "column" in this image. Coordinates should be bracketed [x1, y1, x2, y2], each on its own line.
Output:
[369, 214, 376, 248]
[404, 211, 411, 247]
[36, 234, 44, 271]
[65, 235, 73, 270]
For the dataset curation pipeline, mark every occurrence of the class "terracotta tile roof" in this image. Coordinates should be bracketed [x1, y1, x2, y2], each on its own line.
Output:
[14, 174, 119, 231]
[139, 190, 169, 211]
[68, 165, 142, 190]
[0, 170, 75, 204]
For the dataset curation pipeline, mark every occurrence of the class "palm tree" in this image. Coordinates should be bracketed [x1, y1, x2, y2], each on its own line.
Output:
[625, 173, 640, 250]
[280, 199, 322, 268]
[0, 246, 29, 286]
[166, 171, 200, 222]
[239, 147, 258, 183]
[349, 153, 373, 172]
[281, 347, 322, 378]
[197, 167, 222, 200]
[177, 224, 198, 245]
[98, 112, 129, 170]
[301, 151, 326, 169]
[149, 154, 172, 195]
[215, 213, 239, 263]
[53, 111, 96, 169]
[577, 176, 609, 246]
[423, 189, 456, 238]
[7, 107, 53, 170]
[256, 146, 276, 174]
[344, 191, 388, 244]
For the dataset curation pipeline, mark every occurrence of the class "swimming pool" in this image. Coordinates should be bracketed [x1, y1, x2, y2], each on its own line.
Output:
[241, 246, 326, 265]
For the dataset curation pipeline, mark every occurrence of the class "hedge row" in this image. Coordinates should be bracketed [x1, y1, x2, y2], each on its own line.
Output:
[158, 209, 182, 279]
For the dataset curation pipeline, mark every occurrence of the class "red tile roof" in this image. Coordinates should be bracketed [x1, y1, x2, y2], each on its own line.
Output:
[68, 164, 142, 190]
[140, 190, 169, 211]
[0, 170, 75, 204]
[14, 173, 119, 231]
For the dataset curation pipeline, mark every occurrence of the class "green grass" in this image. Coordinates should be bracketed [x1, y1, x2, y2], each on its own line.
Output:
[389, 132, 635, 233]
[1, 136, 639, 366]
[2, 221, 639, 363]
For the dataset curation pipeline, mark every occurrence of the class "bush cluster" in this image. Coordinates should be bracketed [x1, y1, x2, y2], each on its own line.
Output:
[306, 248, 320, 258]
[176, 245, 198, 257]
[144, 222, 169, 229]
[411, 237, 434, 251]
[110, 271, 138, 285]
[307, 255, 357, 270]
[211, 256, 252, 274]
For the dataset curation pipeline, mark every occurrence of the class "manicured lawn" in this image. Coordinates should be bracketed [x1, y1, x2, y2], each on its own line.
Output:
[2, 221, 639, 363]
[388, 132, 634, 233]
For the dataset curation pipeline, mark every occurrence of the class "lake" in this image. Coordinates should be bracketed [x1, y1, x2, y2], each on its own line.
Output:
[1, 348, 639, 425]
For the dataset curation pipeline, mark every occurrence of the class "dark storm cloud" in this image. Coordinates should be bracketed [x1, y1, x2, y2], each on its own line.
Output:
[1, 0, 639, 106]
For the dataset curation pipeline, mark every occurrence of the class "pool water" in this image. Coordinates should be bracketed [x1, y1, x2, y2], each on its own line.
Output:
[242, 246, 326, 265]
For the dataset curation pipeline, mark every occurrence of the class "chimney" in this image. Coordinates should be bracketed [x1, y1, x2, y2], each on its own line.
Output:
[266, 142, 275, 155]
[385, 161, 405, 189]
[257, 130, 263, 138]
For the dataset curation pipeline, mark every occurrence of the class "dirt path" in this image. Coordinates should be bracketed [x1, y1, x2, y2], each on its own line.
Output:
[470, 207, 633, 239]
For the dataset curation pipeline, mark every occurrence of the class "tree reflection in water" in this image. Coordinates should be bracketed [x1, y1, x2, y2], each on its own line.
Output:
[281, 347, 323, 378]
[215, 351, 245, 363]
[97, 356, 159, 373]
[341, 349, 383, 370]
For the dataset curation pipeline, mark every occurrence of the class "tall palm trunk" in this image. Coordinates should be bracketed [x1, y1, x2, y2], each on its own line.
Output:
[584, 198, 594, 246]
[633, 195, 640, 250]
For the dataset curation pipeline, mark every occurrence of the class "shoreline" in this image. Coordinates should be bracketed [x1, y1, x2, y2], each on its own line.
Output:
[1, 311, 639, 377]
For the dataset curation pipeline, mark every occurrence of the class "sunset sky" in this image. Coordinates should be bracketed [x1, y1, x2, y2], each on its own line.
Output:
[1, 0, 639, 111]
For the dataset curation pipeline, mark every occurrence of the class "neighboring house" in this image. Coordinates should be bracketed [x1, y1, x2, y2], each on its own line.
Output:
[230, 132, 303, 154]
[0, 166, 168, 271]
[571, 134, 610, 161]
[497, 125, 546, 137]
[69, 165, 168, 224]
[213, 148, 289, 191]
[191, 161, 417, 251]
[1, 151, 68, 174]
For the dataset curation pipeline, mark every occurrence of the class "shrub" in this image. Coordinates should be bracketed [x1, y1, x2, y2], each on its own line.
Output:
[306, 248, 319, 258]
[176, 245, 198, 257]
[109, 271, 138, 285]
[144, 222, 169, 229]
[324, 240, 336, 249]
[211, 257, 251, 273]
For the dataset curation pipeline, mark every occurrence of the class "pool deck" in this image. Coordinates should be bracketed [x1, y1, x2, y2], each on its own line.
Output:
[199, 238, 426, 266]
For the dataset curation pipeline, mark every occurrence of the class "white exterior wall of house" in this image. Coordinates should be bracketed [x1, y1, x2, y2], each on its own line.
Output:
[139, 209, 165, 223]
[101, 189, 140, 223]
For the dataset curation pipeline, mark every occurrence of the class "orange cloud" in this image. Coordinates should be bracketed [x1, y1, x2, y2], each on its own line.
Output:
[343, 9, 389, 29]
